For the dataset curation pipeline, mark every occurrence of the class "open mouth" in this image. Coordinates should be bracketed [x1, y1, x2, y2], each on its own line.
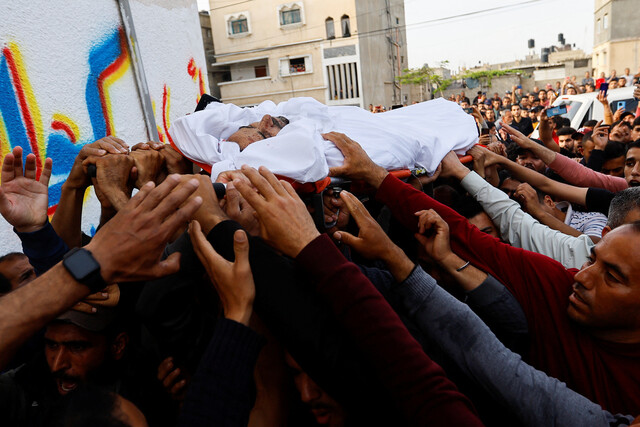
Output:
[311, 408, 331, 425]
[57, 379, 78, 395]
[629, 180, 640, 187]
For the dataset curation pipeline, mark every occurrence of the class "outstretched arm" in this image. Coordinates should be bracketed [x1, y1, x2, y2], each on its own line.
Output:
[234, 165, 483, 427]
[0, 175, 202, 370]
[453, 151, 594, 269]
[394, 266, 633, 427]
[483, 148, 589, 206]
[52, 137, 129, 247]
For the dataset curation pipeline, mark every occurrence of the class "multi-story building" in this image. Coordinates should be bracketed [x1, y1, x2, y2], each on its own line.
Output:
[199, 10, 218, 98]
[593, 0, 640, 77]
[206, 0, 409, 107]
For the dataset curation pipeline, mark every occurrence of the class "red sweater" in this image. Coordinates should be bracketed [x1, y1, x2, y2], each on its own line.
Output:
[296, 235, 483, 427]
[376, 173, 640, 415]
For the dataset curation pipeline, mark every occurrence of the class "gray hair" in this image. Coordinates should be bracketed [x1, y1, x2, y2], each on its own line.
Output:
[607, 187, 640, 229]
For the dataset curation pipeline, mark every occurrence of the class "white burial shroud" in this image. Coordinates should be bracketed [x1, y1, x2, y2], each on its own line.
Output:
[169, 97, 479, 183]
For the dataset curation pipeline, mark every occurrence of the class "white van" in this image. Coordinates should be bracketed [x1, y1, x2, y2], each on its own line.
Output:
[553, 86, 638, 129]
[531, 86, 637, 137]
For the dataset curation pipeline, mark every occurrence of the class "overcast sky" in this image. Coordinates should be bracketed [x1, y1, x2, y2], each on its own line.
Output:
[197, 0, 595, 72]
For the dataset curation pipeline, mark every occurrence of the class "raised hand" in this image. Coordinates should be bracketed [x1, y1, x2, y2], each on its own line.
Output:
[65, 137, 129, 190]
[129, 148, 166, 188]
[439, 150, 471, 181]
[85, 154, 136, 211]
[591, 120, 609, 150]
[84, 174, 202, 284]
[333, 190, 414, 281]
[157, 357, 189, 402]
[323, 132, 388, 188]
[513, 183, 543, 216]
[159, 145, 193, 176]
[0, 146, 52, 232]
[414, 209, 453, 264]
[501, 122, 532, 148]
[189, 220, 254, 325]
[233, 165, 320, 258]
[222, 181, 260, 236]
[178, 174, 228, 236]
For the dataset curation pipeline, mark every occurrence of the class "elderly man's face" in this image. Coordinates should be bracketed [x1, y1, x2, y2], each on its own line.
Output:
[227, 114, 289, 150]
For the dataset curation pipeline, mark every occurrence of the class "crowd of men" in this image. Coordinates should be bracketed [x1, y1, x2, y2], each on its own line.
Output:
[447, 67, 640, 143]
[1, 76, 640, 427]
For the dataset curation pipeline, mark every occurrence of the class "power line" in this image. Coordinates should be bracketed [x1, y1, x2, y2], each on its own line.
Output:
[211, 0, 549, 55]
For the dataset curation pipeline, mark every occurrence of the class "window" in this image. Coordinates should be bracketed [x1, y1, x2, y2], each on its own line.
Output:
[396, 17, 399, 25]
[206, 29, 212, 39]
[326, 17, 335, 39]
[597, 18, 601, 33]
[341, 15, 351, 37]
[226, 12, 251, 37]
[231, 17, 248, 34]
[603, 13, 608, 29]
[279, 55, 312, 76]
[327, 62, 359, 100]
[281, 8, 301, 25]
[254, 65, 268, 78]
[279, 3, 304, 27]
[213, 58, 269, 84]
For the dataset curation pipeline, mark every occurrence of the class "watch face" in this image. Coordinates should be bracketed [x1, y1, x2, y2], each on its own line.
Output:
[65, 250, 101, 281]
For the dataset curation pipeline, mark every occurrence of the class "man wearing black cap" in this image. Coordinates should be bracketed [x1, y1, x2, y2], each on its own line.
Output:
[0, 305, 134, 425]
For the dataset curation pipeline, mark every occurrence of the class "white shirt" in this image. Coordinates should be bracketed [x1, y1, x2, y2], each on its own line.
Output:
[461, 171, 594, 269]
[169, 97, 478, 182]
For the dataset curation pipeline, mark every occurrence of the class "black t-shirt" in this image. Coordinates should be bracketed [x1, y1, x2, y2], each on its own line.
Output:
[511, 117, 534, 136]
[585, 187, 615, 215]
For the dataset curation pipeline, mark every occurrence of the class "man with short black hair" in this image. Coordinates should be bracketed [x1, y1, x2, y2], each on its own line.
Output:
[557, 127, 578, 156]
[0, 253, 35, 294]
[510, 104, 534, 136]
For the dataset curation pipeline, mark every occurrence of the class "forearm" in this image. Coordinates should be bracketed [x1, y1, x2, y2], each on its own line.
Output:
[16, 221, 69, 275]
[381, 247, 416, 283]
[0, 262, 90, 369]
[438, 252, 487, 293]
[394, 267, 623, 427]
[51, 184, 86, 248]
[297, 235, 482, 426]
[549, 152, 627, 192]
[530, 211, 583, 238]
[496, 158, 588, 205]
[539, 125, 559, 152]
[603, 105, 613, 125]
[461, 171, 593, 269]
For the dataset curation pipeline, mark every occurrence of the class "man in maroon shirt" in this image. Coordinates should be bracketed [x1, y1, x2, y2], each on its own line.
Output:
[325, 132, 640, 416]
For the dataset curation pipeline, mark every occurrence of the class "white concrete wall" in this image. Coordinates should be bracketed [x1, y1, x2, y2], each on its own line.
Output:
[0, 0, 207, 254]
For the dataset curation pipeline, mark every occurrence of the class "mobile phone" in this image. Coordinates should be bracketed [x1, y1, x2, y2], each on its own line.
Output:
[616, 100, 626, 110]
[547, 105, 567, 117]
[480, 128, 490, 135]
[464, 107, 473, 114]
[600, 82, 609, 95]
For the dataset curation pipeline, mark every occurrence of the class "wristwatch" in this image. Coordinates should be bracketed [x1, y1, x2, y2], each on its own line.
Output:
[63, 247, 108, 293]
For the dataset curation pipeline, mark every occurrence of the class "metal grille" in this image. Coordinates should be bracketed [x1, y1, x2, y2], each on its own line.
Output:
[327, 62, 359, 100]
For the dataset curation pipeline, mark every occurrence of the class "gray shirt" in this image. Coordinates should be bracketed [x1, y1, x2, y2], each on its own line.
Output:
[392, 266, 635, 427]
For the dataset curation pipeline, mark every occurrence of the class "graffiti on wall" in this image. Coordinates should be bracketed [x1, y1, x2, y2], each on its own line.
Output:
[154, 58, 206, 143]
[0, 24, 207, 219]
[0, 27, 131, 214]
